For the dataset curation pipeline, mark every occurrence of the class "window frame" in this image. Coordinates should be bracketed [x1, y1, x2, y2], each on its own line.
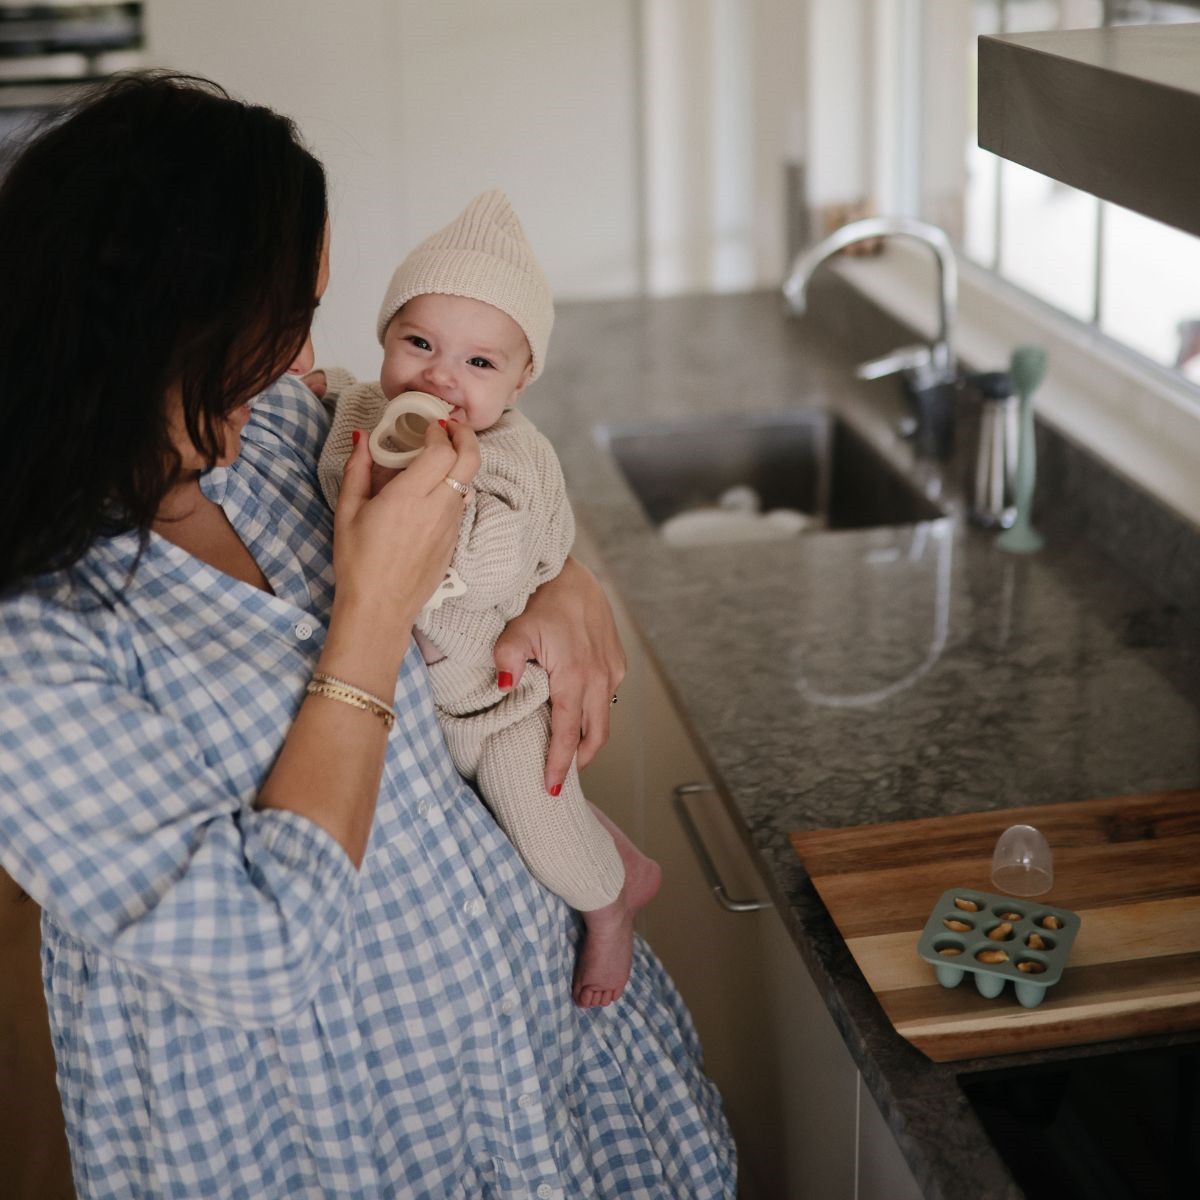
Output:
[847, 0, 1200, 525]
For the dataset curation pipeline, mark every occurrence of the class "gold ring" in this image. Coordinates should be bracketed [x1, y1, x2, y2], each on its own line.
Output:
[443, 475, 471, 497]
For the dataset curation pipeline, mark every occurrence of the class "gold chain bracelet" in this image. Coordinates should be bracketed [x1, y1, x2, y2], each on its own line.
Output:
[306, 672, 396, 730]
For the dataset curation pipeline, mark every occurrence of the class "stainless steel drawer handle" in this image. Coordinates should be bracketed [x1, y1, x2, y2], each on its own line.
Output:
[672, 783, 769, 913]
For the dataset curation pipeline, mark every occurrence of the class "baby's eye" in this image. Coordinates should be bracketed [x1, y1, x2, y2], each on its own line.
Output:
[468, 357, 495, 369]
[406, 335, 431, 351]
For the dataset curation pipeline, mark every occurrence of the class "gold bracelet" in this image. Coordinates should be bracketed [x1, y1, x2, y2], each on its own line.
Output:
[306, 682, 396, 730]
[306, 672, 396, 730]
[311, 672, 396, 714]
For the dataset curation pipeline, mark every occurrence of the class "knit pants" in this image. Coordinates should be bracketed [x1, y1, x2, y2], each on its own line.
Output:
[427, 654, 625, 912]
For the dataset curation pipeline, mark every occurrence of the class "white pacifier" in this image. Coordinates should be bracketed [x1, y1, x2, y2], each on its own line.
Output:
[368, 391, 454, 469]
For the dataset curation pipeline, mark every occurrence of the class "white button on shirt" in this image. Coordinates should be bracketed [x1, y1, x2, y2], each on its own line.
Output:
[536, 1184, 554, 1199]
[293, 620, 313, 640]
[500, 995, 517, 1015]
[518, 1093, 536, 1110]
[463, 897, 486, 919]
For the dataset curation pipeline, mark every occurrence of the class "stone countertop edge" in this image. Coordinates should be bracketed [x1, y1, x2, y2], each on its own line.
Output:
[523, 288, 1200, 1200]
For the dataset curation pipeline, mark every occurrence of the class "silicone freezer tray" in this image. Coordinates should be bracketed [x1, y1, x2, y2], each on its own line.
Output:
[916, 887, 1081, 1008]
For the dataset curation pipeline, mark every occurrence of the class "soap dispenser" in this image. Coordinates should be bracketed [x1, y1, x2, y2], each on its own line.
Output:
[968, 370, 1018, 529]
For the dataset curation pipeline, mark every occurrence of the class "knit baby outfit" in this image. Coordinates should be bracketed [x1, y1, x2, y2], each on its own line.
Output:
[317, 190, 624, 911]
[377, 189, 554, 382]
[318, 388, 625, 911]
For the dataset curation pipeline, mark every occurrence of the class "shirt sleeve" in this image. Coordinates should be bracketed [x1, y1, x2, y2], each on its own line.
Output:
[0, 596, 360, 1028]
[451, 417, 576, 614]
[313, 378, 388, 513]
[245, 371, 332, 467]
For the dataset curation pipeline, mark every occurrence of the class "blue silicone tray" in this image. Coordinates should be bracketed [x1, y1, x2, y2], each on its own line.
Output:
[916, 887, 1081, 1008]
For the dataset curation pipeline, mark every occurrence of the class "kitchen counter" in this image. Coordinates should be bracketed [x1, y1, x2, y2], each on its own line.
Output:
[522, 287, 1200, 1200]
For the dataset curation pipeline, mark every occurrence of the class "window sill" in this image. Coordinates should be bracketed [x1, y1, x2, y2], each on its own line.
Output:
[832, 241, 1200, 531]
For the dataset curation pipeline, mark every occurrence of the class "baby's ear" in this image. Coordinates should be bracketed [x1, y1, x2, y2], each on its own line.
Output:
[512, 359, 535, 400]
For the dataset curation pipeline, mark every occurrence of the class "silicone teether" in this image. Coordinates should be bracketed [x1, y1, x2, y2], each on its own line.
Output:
[418, 567, 468, 622]
[368, 391, 453, 470]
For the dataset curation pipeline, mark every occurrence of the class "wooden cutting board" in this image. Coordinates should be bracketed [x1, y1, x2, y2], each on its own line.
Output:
[789, 789, 1200, 1062]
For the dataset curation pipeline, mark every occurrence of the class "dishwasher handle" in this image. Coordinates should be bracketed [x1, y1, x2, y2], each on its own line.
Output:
[671, 783, 769, 913]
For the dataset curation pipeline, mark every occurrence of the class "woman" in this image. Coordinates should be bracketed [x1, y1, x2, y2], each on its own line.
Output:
[0, 74, 735, 1198]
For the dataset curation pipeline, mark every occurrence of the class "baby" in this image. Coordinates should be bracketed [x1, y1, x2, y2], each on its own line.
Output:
[317, 191, 660, 1007]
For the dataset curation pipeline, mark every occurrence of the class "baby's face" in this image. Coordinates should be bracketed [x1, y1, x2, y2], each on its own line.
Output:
[380, 293, 533, 431]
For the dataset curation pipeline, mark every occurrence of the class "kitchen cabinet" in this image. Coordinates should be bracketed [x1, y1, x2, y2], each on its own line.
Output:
[575, 525, 921, 1200]
[0, 872, 74, 1199]
[977, 24, 1200, 239]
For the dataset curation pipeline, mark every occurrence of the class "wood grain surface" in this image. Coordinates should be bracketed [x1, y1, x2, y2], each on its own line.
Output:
[0, 870, 75, 1198]
[790, 790, 1200, 1062]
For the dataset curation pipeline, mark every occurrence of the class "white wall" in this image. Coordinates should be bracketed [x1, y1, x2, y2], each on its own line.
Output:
[146, 0, 641, 375]
[805, 0, 869, 211]
[640, 0, 806, 294]
[392, 1, 641, 305]
[145, 0, 807, 371]
[918, 0, 970, 239]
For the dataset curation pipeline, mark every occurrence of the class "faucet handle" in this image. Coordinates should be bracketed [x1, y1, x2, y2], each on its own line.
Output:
[854, 343, 933, 382]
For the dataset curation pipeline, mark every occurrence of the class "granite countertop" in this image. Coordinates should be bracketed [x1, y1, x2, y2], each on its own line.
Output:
[523, 288, 1200, 1200]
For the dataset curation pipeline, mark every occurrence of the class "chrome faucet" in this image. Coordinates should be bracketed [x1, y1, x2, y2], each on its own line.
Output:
[783, 216, 959, 458]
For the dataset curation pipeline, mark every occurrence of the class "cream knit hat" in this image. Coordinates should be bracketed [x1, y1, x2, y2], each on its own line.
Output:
[377, 190, 554, 381]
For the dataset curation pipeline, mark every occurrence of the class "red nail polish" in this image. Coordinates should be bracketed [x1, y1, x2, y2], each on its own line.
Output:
[497, 671, 513, 689]
[549, 783, 562, 797]
[438, 419, 448, 429]
[352, 430, 361, 445]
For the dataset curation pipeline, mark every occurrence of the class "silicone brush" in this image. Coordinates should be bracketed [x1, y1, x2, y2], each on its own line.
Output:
[997, 345, 1047, 554]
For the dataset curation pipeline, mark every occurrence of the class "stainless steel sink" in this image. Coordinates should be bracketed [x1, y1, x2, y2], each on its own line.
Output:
[597, 410, 946, 532]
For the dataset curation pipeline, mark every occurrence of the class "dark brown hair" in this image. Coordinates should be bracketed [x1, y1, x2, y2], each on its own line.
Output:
[0, 71, 327, 592]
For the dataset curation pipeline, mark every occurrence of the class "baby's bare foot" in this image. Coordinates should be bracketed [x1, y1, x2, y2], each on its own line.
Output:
[620, 843, 662, 913]
[573, 813, 663, 1008]
[588, 802, 662, 913]
[573, 898, 634, 1008]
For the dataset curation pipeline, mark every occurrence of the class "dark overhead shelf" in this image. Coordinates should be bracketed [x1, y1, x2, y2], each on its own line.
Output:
[978, 24, 1200, 239]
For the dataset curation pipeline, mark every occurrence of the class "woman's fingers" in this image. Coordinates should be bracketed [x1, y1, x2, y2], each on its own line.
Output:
[491, 617, 585, 792]
[492, 636, 528, 693]
[446, 419, 481, 486]
[334, 431, 374, 529]
[331, 422, 474, 636]
[494, 558, 626, 793]
[383, 419, 479, 498]
[575, 669, 616, 770]
[544, 668, 590, 790]
[369, 458, 403, 497]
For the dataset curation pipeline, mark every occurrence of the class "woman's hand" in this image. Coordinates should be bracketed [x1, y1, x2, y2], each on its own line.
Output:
[260, 421, 477, 869]
[327, 420, 479, 685]
[494, 557, 626, 794]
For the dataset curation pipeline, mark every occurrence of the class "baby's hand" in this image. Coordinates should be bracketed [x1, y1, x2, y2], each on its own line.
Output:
[299, 369, 327, 399]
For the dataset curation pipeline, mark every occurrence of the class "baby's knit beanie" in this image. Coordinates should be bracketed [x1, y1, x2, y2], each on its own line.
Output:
[377, 190, 554, 381]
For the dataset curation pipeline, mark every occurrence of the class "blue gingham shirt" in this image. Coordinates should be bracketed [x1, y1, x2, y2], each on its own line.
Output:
[0, 376, 735, 1199]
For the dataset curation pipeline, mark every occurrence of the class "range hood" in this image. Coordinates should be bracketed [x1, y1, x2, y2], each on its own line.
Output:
[977, 24, 1200, 238]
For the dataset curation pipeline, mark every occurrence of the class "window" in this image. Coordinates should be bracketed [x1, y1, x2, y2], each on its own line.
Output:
[957, 0, 1200, 385]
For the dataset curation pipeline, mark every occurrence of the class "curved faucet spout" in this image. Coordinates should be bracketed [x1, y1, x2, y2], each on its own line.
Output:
[783, 216, 958, 380]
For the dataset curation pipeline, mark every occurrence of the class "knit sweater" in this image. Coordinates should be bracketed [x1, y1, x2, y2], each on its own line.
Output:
[317, 375, 624, 911]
